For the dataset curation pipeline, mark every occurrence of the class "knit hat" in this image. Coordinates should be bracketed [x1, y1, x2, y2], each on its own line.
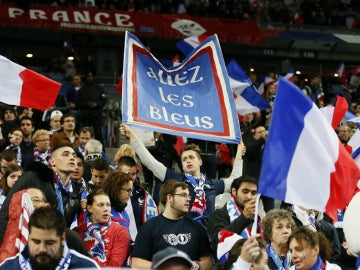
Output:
[217, 229, 243, 264]
[151, 247, 192, 269]
[50, 110, 63, 120]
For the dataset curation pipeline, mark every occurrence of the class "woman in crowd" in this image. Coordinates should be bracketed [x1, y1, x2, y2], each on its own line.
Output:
[0, 164, 23, 209]
[262, 209, 295, 270]
[288, 226, 341, 270]
[101, 171, 133, 235]
[74, 189, 130, 267]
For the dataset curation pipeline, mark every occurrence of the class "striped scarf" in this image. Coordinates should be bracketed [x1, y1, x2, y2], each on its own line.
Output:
[85, 216, 111, 263]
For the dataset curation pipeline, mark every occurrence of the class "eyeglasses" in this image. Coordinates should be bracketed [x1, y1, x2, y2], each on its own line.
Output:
[31, 197, 47, 204]
[121, 188, 133, 195]
[37, 139, 50, 142]
[172, 193, 192, 199]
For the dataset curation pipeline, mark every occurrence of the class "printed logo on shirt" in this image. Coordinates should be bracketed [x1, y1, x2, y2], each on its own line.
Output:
[163, 233, 191, 245]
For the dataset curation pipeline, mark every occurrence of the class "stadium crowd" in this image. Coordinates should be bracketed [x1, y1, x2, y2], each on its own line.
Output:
[0, 65, 358, 269]
[10, 0, 360, 29]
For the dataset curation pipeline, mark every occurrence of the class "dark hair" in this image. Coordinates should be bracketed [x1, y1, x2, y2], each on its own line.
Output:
[60, 113, 76, 125]
[179, 143, 202, 159]
[86, 189, 109, 206]
[79, 126, 94, 137]
[51, 143, 74, 154]
[0, 149, 17, 162]
[3, 106, 17, 116]
[159, 180, 188, 206]
[118, 156, 137, 168]
[0, 164, 23, 196]
[288, 226, 332, 261]
[230, 175, 258, 191]
[8, 127, 23, 136]
[75, 151, 84, 162]
[20, 115, 34, 127]
[29, 207, 65, 236]
[91, 158, 109, 171]
[101, 171, 133, 200]
[262, 209, 295, 243]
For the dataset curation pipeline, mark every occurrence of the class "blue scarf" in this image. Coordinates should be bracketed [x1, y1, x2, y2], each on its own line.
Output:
[54, 173, 73, 215]
[111, 206, 130, 233]
[226, 195, 262, 238]
[293, 256, 325, 270]
[85, 216, 111, 263]
[266, 244, 290, 270]
[19, 242, 71, 270]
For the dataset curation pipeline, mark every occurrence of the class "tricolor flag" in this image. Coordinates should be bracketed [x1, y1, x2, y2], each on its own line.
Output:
[337, 62, 348, 86]
[319, 95, 348, 129]
[0, 190, 34, 262]
[348, 129, 360, 167]
[257, 74, 275, 95]
[283, 68, 294, 81]
[122, 32, 241, 144]
[258, 77, 360, 222]
[176, 34, 211, 57]
[0, 55, 61, 111]
[226, 59, 270, 115]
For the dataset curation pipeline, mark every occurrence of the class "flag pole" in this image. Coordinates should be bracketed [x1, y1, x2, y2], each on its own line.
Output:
[251, 193, 261, 236]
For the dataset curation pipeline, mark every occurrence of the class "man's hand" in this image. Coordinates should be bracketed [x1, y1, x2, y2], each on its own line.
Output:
[119, 124, 138, 142]
[235, 141, 246, 159]
[242, 198, 256, 219]
[240, 234, 261, 262]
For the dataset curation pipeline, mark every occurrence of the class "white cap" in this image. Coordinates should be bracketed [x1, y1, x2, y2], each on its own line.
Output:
[50, 110, 63, 120]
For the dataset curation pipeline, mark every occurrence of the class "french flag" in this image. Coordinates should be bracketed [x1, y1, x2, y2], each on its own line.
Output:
[0, 55, 61, 111]
[257, 74, 275, 95]
[319, 95, 348, 129]
[259, 77, 360, 222]
[337, 62, 348, 86]
[226, 59, 270, 115]
[176, 34, 211, 56]
[348, 129, 360, 167]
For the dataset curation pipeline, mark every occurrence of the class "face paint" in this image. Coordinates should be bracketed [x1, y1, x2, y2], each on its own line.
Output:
[49, 247, 56, 257]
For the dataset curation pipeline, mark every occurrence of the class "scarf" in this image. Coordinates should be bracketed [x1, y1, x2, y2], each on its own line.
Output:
[6, 144, 22, 166]
[33, 147, 51, 166]
[185, 173, 206, 217]
[19, 243, 71, 270]
[266, 244, 291, 270]
[111, 206, 130, 233]
[85, 216, 111, 263]
[294, 256, 325, 270]
[54, 173, 73, 215]
[226, 195, 262, 238]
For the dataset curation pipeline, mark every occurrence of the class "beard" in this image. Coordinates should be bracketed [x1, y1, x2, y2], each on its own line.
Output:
[29, 245, 64, 270]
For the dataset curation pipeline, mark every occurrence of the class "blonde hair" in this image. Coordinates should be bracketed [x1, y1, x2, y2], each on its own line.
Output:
[114, 144, 136, 164]
[32, 129, 50, 144]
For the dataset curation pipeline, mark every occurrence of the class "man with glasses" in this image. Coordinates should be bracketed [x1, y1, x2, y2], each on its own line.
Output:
[131, 180, 212, 270]
[120, 124, 245, 229]
[50, 114, 80, 149]
[208, 176, 261, 261]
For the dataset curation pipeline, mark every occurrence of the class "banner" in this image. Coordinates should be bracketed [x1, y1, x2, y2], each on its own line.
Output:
[122, 32, 241, 144]
[0, 3, 262, 45]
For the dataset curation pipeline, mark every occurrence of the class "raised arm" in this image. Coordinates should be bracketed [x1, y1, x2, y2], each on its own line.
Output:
[120, 124, 167, 181]
[223, 141, 245, 192]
